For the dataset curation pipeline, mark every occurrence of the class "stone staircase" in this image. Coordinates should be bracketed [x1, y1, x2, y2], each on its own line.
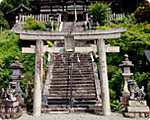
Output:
[42, 53, 102, 114]
[62, 22, 73, 33]
[62, 21, 85, 33]
[42, 21, 102, 114]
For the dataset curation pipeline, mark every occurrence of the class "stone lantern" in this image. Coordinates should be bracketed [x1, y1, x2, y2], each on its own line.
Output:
[10, 56, 25, 106]
[119, 54, 134, 106]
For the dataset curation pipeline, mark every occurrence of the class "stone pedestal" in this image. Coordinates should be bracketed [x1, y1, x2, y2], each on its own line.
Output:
[0, 100, 22, 119]
[120, 91, 130, 106]
[10, 75, 26, 109]
[15, 95, 26, 110]
[123, 100, 150, 118]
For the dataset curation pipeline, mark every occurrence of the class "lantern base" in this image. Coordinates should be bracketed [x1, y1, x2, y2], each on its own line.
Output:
[120, 91, 130, 107]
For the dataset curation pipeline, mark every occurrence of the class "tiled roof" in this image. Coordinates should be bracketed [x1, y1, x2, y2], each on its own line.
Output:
[6, 4, 32, 14]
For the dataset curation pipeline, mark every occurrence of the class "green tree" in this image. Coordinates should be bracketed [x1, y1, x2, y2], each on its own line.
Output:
[0, 30, 35, 89]
[134, 0, 150, 23]
[104, 23, 150, 105]
[106, 23, 150, 72]
[88, 2, 111, 25]
[0, 0, 34, 13]
[0, 10, 9, 29]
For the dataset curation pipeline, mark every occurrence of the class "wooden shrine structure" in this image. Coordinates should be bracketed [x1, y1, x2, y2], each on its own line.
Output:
[15, 27, 126, 117]
[28, 0, 141, 15]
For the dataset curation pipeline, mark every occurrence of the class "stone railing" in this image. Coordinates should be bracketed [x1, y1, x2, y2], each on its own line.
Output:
[107, 13, 125, 21]
[17, 14, 61, 23]
[86, 13, 126, 29]
[15, 13, 62, 31]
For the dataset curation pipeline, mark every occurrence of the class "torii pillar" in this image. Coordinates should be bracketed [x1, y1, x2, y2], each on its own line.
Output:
[98, 39, 110, 116]
[33, 40, 43, 117]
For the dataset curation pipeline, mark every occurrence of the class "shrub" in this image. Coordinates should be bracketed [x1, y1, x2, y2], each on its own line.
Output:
[88, 2, 111, 25]
[96, 25, 110, 30]
[110, 100, 123, 111]
[23, 17, 45, 31]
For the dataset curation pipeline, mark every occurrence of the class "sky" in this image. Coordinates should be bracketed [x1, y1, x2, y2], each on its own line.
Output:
[0, 0, 2, 2]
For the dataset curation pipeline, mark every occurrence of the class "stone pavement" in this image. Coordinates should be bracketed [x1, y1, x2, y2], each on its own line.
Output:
[18, 111, 149, 120]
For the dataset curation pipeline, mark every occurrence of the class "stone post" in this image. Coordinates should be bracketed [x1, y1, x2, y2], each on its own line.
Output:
[97, 39, 111, 116]
[33, 40, 43, 117]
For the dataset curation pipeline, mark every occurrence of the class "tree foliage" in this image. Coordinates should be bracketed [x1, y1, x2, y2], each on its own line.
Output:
[0, 0, 31, 13]
[0, 30, 35, 90]
[88, 2, 111, 25]
[0, 10, 9, 29]
[106, 22, 150, 105]
[134, 0, 150, 23]
[106, 23, 150, 72]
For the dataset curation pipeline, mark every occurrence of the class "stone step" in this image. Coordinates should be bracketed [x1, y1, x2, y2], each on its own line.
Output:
[43, 104, 101, 109]
[50, 87, 96, 91]
[48, 94, 96, 98]
[53, 61, 92, 64]
[47, 98, 69, 105]
[50, 83, 95, 86]
[42, 105, 102, 114]
[52, 72, 93, 75]
[51, 77, 94, 81]
[72, 108, 102, 114]
[53, 66, 92, 69]
[49, 90, 96, 95]
[72, 105, 102, 110]
[52, 72, 94, 74]
[42, 107, 69, 114]
[52, 74, 94, 78]
[49, 92, 96, 96]
[54, 62, 92, 69]
[47, 100, 98, 106]
[51, 80, 95, 84]
[53, 59, 91, 61]
[55, 54, 90, 58]
[51, 79, 94, 82]
[53, 68, 93, 70]
[50, 84, 95, 88]
[55, 58, 91, 60]
[53, 69, 93, 74]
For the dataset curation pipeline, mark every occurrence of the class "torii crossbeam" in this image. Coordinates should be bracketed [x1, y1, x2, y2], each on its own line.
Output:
[15, 28, 126, 117]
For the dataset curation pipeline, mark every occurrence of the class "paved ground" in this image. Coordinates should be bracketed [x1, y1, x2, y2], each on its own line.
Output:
[18, 111, 149, 120]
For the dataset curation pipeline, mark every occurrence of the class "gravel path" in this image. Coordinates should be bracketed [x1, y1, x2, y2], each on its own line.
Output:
[18, 111, 149, 120]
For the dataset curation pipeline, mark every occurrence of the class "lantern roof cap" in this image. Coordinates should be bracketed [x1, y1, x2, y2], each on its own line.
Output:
[10, 56, 24, 69]
[119, 54, 134, 67]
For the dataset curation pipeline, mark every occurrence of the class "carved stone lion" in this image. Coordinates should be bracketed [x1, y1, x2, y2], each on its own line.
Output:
[1, 82, 17, 102]
[128, 80, 146, 100]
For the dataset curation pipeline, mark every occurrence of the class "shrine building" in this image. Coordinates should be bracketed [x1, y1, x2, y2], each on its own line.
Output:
[28, 0, 141, 21]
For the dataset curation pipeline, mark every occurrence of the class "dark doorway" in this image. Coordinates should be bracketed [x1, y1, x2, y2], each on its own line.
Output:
[68, 14, 75, 21]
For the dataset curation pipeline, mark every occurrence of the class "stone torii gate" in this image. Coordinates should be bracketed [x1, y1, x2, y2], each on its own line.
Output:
[15, 28, 126, 117]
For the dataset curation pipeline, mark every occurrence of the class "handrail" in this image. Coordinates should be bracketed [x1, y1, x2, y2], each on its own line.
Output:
[71, 21, 74, 33]
[70, 54, 73, 108]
